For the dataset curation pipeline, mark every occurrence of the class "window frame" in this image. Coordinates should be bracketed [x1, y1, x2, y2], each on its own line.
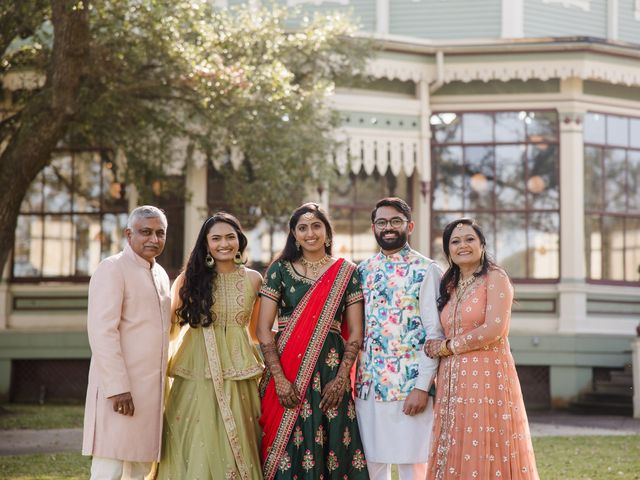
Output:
[584, 110, 640, 285]
[430, 109, 561, 284]
[10, 148, 128, 283]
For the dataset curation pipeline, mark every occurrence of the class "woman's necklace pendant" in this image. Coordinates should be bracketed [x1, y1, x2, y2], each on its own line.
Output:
[300, 255, 331, 278]
[456, 275, 476, 300]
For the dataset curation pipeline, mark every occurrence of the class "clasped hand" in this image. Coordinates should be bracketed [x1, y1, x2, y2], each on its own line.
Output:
[319, 375, 348, 412]
[274, 376, 301, 409]
[424, 339, 443, 358]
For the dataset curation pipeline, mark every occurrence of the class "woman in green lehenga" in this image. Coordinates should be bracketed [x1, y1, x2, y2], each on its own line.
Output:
[256, 203, 369, 480]
[156, 212, 264, 480]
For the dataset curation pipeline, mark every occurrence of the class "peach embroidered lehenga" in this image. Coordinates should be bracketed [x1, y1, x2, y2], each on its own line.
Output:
[427, 268, 539, 480]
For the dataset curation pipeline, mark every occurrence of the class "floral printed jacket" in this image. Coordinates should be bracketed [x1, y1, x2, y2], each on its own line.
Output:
[355, 244, 443, 402]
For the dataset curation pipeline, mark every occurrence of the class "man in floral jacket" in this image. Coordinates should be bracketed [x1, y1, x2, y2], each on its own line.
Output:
[355, 197, 443, 480]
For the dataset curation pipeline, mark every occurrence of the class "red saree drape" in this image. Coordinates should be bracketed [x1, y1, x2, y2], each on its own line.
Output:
[259, 258, 355, 480]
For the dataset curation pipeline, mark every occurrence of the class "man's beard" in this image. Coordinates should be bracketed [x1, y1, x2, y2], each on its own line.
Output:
[375, 229, 408, 251]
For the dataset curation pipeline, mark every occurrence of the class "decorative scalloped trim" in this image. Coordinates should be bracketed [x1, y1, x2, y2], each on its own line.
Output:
[334, 127, 420, 176]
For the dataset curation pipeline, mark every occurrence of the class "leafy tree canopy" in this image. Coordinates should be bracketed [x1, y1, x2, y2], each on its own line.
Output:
[0, 0, 369, 279]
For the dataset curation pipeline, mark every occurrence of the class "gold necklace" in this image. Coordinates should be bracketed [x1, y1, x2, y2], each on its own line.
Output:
[300, 255, 331, 278]
[456, 275, 476, 300]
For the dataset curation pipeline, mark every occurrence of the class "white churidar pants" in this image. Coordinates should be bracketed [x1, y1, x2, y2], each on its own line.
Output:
[90, 456, 152, 480]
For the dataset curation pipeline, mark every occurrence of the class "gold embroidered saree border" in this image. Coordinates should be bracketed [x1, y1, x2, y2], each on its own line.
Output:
[203, 326, 251, 480]
[261, 260, 355, 480]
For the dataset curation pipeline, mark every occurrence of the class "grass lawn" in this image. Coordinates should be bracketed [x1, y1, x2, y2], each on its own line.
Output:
[1, 405, 639, 479]
[533, 435, 640, 480]
[0, 436, 638, 479]
[0, 404, 84, 430]
[0, 453, 90, 480]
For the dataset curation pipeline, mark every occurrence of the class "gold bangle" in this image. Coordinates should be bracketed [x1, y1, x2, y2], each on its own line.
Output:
[438, 339, 452, 357]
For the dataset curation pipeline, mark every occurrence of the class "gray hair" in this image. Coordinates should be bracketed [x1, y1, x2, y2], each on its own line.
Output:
[127, 205, 168, 229]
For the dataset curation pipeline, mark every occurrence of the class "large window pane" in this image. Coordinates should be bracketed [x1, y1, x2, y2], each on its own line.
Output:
[525, 111, 558, 142]
[495, 112, 525, 142]
[584, 113, 606, 144]
[431, 113, 461, 144]
[528, 213, 559, 279]
[42, 215, 74, 277]
[462, 113, 493, 143]
[630, 119, 640, 149]
[103, 155, 128, 212]
[432, 146, 463, 210]
[627, 151, 640, 214]
[495, 145, 526, 209]
[472, 213, 496, 259]
[604, 149, 627, 212]
[601, 216, 625, 281]
[464, 146, 494, 211]
[13, 216, 42, 277]
[43, 154, 73, 212]
[606, 115, 629, 147]
[75, 214, 102, 276]
[74, 152, 102, 212]
[584, 146, 604, 211]
[496, 214, 526, 278]
[332, 206, 377, 263]
[585, 215, 602, 280]
[527, 144, 559, 209]
[20, 172, 44, 213]
[431, 212, 463, 268]
[101, 213, 128, 260]
[625, 218, 640, 282]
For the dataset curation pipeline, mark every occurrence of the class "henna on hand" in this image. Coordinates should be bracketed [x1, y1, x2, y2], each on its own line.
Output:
[319, 339, 360, 411]
[261, 341, 300, 408]
[424, 339, 442, 358]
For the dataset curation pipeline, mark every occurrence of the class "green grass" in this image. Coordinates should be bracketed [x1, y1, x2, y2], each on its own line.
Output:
[533, 435, 640, 480]
[0, 453, 90, 479]
[0, 437, 638, 479]
[0, 404, 84, 430]
[0, 404, 638, 480]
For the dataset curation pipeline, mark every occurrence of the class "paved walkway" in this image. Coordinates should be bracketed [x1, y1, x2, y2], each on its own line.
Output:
[0, 413, 639, 455]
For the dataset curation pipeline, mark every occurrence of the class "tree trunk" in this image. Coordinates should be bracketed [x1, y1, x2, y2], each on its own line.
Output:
[0, 0, 90, 282]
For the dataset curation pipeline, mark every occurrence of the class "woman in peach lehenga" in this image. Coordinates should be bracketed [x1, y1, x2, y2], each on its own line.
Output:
[425, 218, 539, 480]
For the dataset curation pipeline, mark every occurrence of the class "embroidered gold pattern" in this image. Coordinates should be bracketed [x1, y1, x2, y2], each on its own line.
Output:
[260, 260, 356, 480]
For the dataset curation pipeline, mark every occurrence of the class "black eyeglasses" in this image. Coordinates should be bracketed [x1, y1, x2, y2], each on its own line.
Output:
[373, 217, 408, 230]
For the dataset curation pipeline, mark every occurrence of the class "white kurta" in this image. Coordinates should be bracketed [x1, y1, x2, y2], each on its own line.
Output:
[356, 261, 444, 464]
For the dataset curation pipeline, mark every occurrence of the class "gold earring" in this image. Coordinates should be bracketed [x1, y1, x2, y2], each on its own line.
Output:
[205, 253, 215, 268]
[234, 252, 243, 265]
[325, 239, 331, 248]
[295, 241, 300, 249]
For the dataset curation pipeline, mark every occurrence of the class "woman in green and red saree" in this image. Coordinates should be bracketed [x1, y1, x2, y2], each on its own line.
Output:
[256, 203, 369, 480]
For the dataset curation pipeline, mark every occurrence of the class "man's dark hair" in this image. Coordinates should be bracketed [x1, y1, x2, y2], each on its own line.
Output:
[370, 197, 412, 223]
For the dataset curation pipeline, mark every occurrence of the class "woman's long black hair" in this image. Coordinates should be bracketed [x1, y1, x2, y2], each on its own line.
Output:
[176, 212, 248, 327]
[274, 202, 334, 263]
[437, 217, 496, 312]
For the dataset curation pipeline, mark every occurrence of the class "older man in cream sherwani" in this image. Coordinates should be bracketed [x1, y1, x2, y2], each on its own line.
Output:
[82, 205, 171, 480]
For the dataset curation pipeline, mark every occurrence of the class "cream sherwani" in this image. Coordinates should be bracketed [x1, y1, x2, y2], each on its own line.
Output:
[82, 244, 171, 463]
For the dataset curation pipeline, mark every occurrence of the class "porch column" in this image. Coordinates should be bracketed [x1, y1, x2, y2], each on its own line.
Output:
[183, 159, 208, 261]
[414, 79, 432, 256]
[557, 78, 587, 333]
